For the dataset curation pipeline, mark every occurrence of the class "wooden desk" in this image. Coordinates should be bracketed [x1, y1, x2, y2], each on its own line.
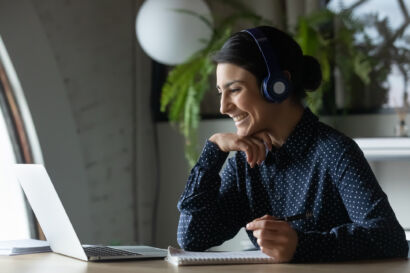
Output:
[1, 253, 409, 273]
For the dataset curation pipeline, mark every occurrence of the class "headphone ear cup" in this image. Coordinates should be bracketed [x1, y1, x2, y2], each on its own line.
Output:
[273, 79, 287, 95]
[261, 77, 290, 102]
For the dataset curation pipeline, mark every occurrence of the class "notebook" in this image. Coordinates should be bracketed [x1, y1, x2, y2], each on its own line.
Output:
[0, 239, 51, 256]
[166, 246, 275, 266]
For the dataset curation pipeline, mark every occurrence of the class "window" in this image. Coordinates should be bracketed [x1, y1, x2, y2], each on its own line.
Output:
[329, 0, 410, 110]
[0, 35, 40, 240]
[0, 102, 31, 240]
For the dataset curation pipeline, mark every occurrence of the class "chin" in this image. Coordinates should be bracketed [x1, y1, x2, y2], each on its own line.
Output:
[236, 130, 247, 137]
[236, 127, 252, 137]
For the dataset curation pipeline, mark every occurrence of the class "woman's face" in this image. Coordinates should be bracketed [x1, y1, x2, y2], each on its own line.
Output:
[216, 63, 275, 136]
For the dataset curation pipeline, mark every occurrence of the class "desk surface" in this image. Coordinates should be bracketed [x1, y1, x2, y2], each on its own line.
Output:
[1, 253, 409, 273]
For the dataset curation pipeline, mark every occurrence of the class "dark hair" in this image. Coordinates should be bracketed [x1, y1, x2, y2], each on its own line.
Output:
[212, 26, 322, 100]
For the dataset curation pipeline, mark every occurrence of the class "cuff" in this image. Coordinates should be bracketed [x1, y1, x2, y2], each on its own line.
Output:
[197, 140, 229, 172]
[290, 231, 310, 263]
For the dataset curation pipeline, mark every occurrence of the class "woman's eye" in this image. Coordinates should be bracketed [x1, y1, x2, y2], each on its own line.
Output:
[217, 88, 241, 96]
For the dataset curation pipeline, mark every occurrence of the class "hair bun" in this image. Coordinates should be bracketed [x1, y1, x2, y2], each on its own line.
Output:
[302, 55, 322, 91]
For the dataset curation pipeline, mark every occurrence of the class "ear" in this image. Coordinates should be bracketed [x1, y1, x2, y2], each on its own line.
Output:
[283, 70, 291, 81]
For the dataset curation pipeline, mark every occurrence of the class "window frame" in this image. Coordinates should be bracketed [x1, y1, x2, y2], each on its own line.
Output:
[0, 57, 45, 240]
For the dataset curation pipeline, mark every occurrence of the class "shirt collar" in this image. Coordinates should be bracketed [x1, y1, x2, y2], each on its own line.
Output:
[266, 107, 318, 163]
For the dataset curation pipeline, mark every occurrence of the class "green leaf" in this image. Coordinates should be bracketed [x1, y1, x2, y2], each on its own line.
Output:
[353, 52, 372, 85]
[159, 8, 270, 168]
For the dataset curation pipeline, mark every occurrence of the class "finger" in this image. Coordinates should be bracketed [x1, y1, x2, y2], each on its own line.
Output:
[248, 137, 266, 165]
[248, 215, 279, 228]
[245, 139, 258, 167]
[257, 238, 277, 250]
[257, 214, 271, 220]
[252, 214, 274, 222]
[235, 139, 253, 165]
[246, 219, 289, 231]
[253, 230, 291, 246]
[242, 138, 258, 168]
[252, 228, 277, 240]
[244, 140, 255, 167]
[253, 131, 273, 151]
[259, 243, 284, 262]
[257, 138, 266, 164]
[246, 215, 273, 228]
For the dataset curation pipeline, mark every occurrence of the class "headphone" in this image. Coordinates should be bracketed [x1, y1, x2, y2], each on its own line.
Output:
[242, 27, 292, 103]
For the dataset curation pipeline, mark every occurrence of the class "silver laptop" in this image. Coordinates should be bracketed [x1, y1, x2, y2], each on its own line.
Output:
[13, 164, 167, 261]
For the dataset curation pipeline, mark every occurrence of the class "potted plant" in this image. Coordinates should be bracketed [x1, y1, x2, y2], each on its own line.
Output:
[160, 1, 265, 167]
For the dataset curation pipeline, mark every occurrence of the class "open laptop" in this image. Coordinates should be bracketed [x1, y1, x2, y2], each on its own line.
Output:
[13, 164, 167, 261]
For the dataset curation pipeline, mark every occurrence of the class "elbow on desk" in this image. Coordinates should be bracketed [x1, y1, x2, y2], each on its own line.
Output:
[375, 232, 409, 259]
[396, 239, 410, 259]
[387, 227, 409, 259]
[177, 236, 207, 251]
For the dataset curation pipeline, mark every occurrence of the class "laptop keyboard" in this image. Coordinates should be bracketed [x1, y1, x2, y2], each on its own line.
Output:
[83, 246, 140, 257]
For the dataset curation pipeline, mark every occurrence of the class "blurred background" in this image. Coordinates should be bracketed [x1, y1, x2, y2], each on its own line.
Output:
[0, 0, 409, 250]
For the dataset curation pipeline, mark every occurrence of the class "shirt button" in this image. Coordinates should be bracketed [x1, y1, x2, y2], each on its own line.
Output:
[275, 193, 281, 200]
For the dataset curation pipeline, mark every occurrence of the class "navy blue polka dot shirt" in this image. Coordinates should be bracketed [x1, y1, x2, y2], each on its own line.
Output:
[177, 108, 408, 262]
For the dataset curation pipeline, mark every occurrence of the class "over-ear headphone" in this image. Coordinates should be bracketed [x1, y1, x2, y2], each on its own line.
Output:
[242, 27, 292, 103]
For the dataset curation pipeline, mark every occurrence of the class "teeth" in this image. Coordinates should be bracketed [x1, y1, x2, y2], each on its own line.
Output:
[232, 113, 248, 122]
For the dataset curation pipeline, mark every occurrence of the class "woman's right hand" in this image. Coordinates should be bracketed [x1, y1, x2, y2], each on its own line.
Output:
[209, 132, 273, 168]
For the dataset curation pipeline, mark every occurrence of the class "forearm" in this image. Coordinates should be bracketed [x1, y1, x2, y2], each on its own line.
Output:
[177, 140, 245, 250]
[292, 220, 408, 262]
[177, 207, 242, 251]
[177, 141, 228, 213]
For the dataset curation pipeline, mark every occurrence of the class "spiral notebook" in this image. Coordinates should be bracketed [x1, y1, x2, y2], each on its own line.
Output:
[166, 246, 275, 266]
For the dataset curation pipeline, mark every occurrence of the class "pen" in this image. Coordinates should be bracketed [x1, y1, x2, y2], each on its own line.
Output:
[276, 211, 313, 222]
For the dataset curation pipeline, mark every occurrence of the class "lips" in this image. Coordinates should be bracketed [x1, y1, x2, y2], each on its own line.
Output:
[232, 113, 248, 122]
[231, 113, 249, 126]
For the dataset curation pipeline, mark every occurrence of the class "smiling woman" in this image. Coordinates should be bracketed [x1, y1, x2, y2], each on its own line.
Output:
[176, 25, 408, 263]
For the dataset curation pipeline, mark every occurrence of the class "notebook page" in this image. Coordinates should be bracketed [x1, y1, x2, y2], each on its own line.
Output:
[0, 239, 51, 256]
[166, 246, 275, 266]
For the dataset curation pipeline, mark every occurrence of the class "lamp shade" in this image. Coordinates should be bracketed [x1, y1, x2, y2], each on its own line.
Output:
[136, 0, 213, 65]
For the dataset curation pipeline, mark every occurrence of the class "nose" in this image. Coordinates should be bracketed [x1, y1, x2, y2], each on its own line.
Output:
[219, 92, 233, 115]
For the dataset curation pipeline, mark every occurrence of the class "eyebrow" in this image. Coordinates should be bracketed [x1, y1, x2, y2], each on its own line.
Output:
[216, 80, 245, 90]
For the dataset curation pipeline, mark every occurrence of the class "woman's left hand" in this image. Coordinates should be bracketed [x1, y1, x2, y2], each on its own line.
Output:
[246, 215, 298, 263]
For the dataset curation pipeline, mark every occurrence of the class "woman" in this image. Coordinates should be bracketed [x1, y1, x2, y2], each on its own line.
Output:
[176, 26, 408, 263]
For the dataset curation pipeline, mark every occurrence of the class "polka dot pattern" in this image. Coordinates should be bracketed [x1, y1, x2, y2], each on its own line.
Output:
[177, 108, 409, 262]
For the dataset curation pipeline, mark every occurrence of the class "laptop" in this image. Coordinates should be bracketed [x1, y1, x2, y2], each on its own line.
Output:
[13, 164, 167, 261]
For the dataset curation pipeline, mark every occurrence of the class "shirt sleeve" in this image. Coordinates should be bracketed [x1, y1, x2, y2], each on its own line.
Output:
[292, 141, 409, 262]
[177, 140, 249, 251]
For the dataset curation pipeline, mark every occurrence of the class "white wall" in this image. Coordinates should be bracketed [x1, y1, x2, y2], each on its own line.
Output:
[0, 0, 93, 242]
[31, 0, 137, 245]
[0, 0, 138, 244]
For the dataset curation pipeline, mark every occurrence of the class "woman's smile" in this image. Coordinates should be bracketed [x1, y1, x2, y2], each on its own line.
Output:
[232, 113, 249, 125]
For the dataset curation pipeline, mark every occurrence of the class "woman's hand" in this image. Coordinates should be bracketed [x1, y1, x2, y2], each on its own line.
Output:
[209, 132, 272, 168]
[246, 215, 298, 263]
